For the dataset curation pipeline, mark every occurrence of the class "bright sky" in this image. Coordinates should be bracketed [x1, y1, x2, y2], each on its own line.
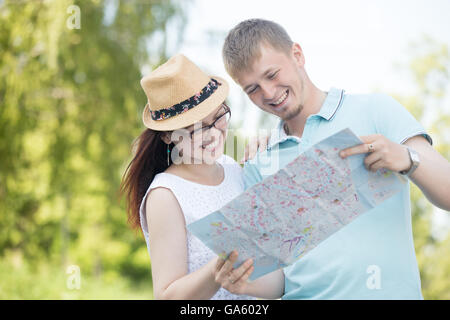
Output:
[165, 0, 450, 235]
[170, 0, 450, 131]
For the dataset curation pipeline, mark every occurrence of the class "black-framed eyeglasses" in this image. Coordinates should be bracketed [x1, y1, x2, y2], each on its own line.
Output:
[188, 103, 231, 139]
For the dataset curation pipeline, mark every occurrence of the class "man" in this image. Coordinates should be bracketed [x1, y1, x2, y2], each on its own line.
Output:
[220, 18, 450, 299]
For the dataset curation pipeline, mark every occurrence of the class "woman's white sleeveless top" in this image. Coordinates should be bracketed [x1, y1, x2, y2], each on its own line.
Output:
[139, 154, 254, 300]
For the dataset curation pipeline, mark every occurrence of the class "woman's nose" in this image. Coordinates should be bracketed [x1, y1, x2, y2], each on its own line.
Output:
[205, 126, 223, 141]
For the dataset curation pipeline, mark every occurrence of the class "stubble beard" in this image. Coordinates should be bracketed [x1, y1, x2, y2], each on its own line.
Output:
[282, 103, 303, 121]
[283, 76, 305, 121]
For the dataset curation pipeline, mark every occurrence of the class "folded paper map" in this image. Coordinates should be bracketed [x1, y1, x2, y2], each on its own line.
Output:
[187, 128, 406, 280]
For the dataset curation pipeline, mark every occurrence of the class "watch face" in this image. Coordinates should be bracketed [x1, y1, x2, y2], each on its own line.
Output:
[410, 149, 420, 164]
[400, 147, 420, 176]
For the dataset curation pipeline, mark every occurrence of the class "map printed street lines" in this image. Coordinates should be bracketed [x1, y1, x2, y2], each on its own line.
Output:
[187, 128, 406, 280]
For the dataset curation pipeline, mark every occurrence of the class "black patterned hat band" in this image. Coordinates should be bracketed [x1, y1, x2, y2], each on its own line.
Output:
[150, 78, 221, 121]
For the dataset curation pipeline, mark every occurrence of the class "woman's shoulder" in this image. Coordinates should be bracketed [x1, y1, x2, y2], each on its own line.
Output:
[218, 154, 244, 190]
[218, 153, 243, 172]
[141, 173, 183, 220]
[144, 186, 184, 230]
[146, 186, 179, 211]
[149, 170, 181, 188]
[139, 183, 182, 236]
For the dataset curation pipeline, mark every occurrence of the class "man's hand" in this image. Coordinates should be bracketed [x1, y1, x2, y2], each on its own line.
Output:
[339, 134, 411, 173]
[214, 250, 254, 295]
[240, 134, 270, 164]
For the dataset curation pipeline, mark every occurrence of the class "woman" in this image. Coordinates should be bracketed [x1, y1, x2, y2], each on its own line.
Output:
[119, 54, 267, 299]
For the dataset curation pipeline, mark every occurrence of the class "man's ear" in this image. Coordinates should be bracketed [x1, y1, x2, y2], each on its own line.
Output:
[291, 42, 305, 68]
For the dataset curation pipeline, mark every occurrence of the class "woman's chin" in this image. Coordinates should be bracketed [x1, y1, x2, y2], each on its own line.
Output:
[201, 147, 224, 164]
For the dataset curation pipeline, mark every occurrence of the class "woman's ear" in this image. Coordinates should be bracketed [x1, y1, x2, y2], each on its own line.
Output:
[160, 132, 172, 145]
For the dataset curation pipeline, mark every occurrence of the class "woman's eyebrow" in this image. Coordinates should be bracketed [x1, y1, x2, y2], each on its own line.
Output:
[206, 106, 225, 122]
[214, 105, 225, 116]
[185, 105, 225, 131]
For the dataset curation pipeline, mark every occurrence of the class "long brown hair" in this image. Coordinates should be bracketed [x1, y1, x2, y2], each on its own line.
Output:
[119, 128, 173, 232]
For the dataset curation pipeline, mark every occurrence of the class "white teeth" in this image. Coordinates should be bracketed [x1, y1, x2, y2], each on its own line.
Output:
[273, 91, 288, 105]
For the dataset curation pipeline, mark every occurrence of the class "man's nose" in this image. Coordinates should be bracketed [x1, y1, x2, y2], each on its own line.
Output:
[261, 83, 277, 101]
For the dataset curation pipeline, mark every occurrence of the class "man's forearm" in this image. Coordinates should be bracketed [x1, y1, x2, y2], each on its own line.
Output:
[405, 137, 450, 211]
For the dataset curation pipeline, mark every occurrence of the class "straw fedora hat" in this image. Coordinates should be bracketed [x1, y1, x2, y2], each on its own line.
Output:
[141, 54, 229, 131]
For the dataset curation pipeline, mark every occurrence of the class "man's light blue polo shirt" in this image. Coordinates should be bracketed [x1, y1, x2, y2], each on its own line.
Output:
[243, 88, 432, 299]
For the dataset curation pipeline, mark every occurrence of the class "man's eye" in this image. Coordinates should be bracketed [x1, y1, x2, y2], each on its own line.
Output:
[247, 86, 258, 94]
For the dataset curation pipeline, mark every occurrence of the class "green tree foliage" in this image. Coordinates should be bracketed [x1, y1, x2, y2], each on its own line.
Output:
[1, 0, 448, 299]
[392, 36, 450, 299]
[0, 0, 187, 298]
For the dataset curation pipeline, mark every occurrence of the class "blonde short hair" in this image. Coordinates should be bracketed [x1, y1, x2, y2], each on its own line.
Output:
[222, 19, 293, 80]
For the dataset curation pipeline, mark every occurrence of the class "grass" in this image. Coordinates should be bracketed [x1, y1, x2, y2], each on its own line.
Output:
[0, 259, 154, 300]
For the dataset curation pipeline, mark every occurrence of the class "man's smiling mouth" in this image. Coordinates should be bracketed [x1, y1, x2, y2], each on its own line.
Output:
[269, 89, 289, 108]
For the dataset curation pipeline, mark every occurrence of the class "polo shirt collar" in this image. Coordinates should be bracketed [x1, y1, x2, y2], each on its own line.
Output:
[317, 87, 345, 121]
[267, 87, 345, 150]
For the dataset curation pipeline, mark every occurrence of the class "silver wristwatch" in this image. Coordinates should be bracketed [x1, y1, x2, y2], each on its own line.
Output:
[399, 147, 420, 176]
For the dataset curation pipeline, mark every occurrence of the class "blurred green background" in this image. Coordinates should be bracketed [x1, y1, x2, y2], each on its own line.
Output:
[0, 0, 449, 299]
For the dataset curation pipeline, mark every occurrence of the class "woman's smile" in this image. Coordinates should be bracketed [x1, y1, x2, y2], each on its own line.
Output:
[201, 132, 223, 153]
